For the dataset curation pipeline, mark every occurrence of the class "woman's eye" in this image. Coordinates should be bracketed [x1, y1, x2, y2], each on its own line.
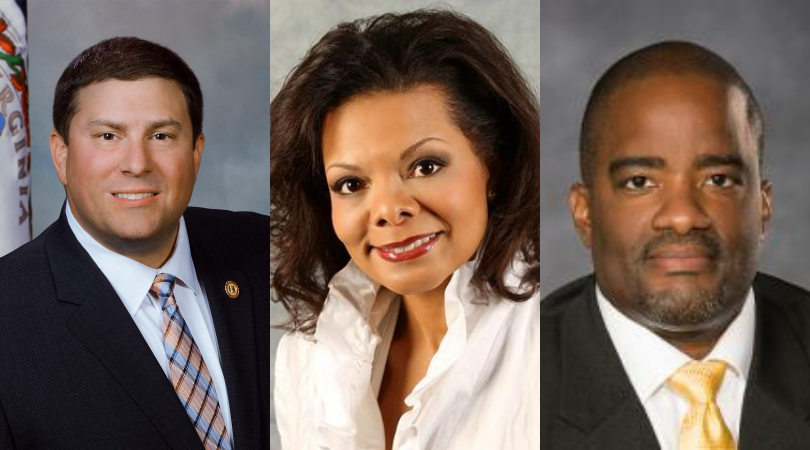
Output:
[335, 178, 364, 195]
[411, 159, 445, 178]
[623, 175, 654, 190]
[706, 174, 736, 188]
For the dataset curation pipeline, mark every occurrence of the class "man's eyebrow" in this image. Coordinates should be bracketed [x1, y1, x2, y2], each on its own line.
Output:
[148, 119, 182, 130]
[87, 120, 125, 131]
[694, 153, 747, 172]
[85, 119, 183, 131]
[608, 156, 666, 176]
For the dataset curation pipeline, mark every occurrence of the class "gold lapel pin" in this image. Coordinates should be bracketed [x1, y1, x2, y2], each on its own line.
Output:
[225, 281, 239, 298]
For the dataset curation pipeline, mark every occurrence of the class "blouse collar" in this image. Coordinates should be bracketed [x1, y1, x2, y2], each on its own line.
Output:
[310, 257, 514, 449]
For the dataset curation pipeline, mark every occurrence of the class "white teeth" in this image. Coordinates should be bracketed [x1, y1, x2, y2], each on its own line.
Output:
[114, 193, 156, 200]
[387, 234, 436, 254]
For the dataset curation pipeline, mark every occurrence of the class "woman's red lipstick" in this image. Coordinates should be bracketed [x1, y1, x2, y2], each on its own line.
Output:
[376, 232, 439, 262]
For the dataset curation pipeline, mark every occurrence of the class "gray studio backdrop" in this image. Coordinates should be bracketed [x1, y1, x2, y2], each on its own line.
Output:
[270, 0, 539, 446]
[29, 0, 270, 240]
[541, 0, 810, 296]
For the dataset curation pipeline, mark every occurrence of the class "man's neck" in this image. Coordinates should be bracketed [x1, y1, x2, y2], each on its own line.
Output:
[655, 326, 730, 360]
[67, 203, 179, 268]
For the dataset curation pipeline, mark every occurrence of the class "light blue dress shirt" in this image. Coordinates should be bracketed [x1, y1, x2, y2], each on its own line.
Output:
[66, 203, 235, 445]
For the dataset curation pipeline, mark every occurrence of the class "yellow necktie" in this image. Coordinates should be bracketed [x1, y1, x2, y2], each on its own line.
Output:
[668, 360, 735, 450]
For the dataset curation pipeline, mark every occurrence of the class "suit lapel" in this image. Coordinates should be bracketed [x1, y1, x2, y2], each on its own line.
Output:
[47, 209, 204, 450]
[187, 221, 261, 450]
[553, 278, 659, 448]
[548, 273, 810, 449]
[739, 275, 810, 449]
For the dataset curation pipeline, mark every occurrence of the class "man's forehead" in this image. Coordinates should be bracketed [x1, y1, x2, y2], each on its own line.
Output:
[599, 73, 754, 140]
[597, 74, 747, 131]
[594, 76, 755, 156]
[72, 77, 189, 123]
[78, 76, 183, 95]
[602, 71, 732, 111]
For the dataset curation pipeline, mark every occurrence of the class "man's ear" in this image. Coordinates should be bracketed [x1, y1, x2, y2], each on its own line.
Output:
[193, 133, 205, 176]
[50, 130, 68, 186]
[569, 182, 594, 247]
[760, 179, 773, 241]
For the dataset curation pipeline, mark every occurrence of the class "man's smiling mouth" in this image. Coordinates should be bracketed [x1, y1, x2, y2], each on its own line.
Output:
[113, 193, 156, 200]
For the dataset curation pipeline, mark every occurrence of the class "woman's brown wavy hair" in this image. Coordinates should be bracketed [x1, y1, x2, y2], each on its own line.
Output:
[271, 9, 539, 333]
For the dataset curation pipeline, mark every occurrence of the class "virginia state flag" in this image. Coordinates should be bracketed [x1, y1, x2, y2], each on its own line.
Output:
[0, 0, 27, 258]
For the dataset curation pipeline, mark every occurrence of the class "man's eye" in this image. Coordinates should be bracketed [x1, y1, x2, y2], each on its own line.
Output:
[411, 159, 445, 178]
[154, 133, 170, 141]
[101, 133, 116, 141]
[706, 174, 736, 188]
[334, 178, 365, 195]
[623, 175, 654, 190]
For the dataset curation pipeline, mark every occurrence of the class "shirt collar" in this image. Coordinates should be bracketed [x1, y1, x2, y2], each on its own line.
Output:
[314, 258, 486, 362]
[310, 256, 507, 447]
[706, 290, 755, 380]
[596, 285, 755, 402]
[321, 257, 485, 335]
[159, 216, 201, 297]
[66, 202, 198, 318]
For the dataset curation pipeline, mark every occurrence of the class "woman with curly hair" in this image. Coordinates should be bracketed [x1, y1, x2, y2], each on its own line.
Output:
[271, 10, 539, 449]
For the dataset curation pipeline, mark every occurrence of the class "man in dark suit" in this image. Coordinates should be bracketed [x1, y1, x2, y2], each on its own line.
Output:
[0, 37, 268, 449]
[542, 41, 810, 449]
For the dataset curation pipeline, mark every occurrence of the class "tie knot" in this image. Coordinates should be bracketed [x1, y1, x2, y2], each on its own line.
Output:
[668, 360, 728, 404]
[150, 273, 177, 309]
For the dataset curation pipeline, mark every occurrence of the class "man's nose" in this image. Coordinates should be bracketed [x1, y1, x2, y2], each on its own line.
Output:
[118, 138, 152, 176]
[651, 183, 711, 234]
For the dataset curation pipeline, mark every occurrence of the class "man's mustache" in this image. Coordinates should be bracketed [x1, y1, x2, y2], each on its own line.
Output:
[640, 231, 722, 262]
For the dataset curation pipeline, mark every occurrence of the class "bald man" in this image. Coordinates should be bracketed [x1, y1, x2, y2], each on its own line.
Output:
[541, 41, 810, 449]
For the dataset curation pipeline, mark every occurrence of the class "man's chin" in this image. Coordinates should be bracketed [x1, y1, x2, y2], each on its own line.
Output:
[635, 285, 732, 332]
[101, 223, 176, 248]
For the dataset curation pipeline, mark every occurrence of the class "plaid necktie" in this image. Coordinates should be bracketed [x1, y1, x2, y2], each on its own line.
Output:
[151, 273, 232, 450]
[668, 360, 735, 450]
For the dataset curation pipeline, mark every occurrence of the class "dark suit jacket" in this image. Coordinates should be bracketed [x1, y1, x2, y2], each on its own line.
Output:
[541, 273, 810, 449]
[0, 206, 269, 449]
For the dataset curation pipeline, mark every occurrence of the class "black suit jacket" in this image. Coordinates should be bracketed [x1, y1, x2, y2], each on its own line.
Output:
[0, 206, 269, 449]
[541, 273, 810, 449]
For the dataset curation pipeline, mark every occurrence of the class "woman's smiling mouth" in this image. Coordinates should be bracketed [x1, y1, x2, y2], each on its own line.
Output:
[375, 232, 440, 262]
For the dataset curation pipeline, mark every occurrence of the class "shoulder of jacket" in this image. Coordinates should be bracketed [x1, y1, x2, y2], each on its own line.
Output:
[540, 274, 593, 315]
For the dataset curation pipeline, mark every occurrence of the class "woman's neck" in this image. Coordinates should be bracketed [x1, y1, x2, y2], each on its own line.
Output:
[399, 278, 450, 351]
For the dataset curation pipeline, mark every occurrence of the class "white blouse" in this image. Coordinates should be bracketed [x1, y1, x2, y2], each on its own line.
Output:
[274, 259, 539, 449]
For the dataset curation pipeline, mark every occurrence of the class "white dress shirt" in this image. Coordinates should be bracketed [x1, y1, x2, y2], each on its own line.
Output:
[596, 285, 755, 450]
[274, 258, 540, 450]
[66, 203, 235, 444]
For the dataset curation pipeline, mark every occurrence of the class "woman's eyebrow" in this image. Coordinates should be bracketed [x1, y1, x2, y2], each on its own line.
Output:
[326, 137, 447, 173]
[325, 162, 361, 173]
[400, 137, 446, 162]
